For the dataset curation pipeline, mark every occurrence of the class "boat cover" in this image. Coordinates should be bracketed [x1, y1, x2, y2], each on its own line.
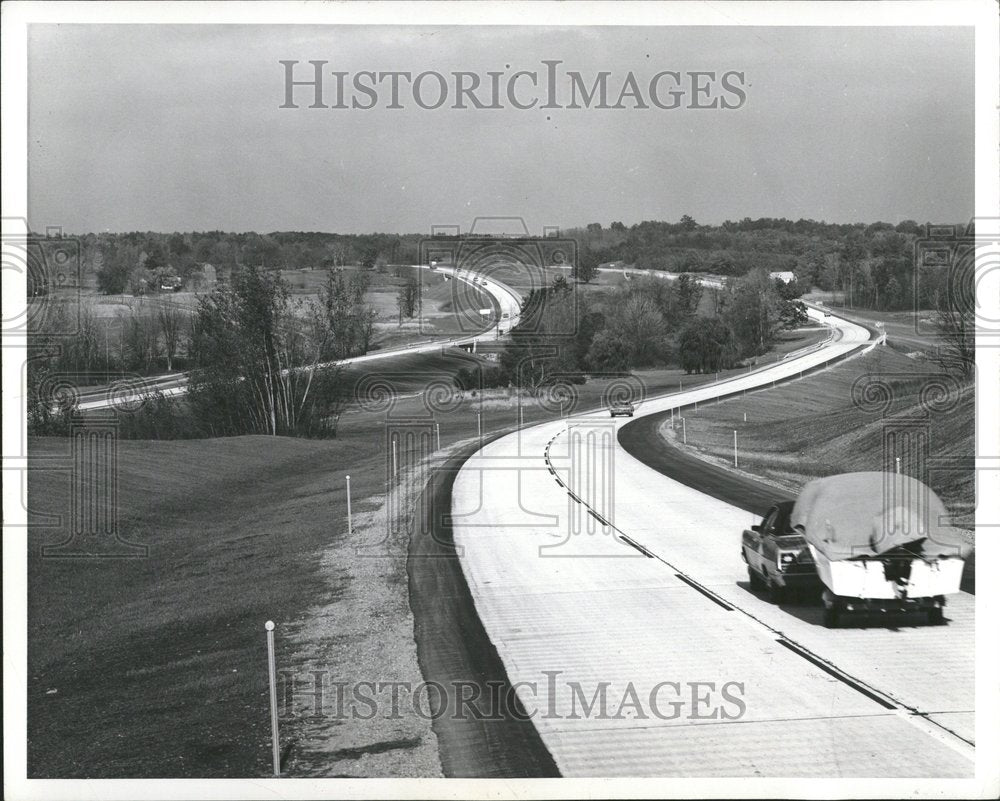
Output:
[790, 471, 972, 562]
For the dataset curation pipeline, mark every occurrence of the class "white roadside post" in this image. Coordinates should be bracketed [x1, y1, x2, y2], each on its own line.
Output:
[345, 475, 352, 536]
[265, 621, 280, 777]
[477, 410, 482, 439]
[392, 438, 398, 478]
[435, 422, 441, 451]
[744, 411, 747, 422]
[734, 430, 739, 468]
[896, 456, 901, 474]
[682, 417, 687, 444]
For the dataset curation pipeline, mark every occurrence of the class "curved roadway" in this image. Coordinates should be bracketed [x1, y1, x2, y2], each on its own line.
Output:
[76, 265, 522, 411]
[451, 308, 975, 777]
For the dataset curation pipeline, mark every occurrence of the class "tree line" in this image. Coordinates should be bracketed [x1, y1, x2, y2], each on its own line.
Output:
[563, 216, 959, 313]
[27, 266, 378, 438]
[454, 270, 808, 392]
[62, 217, 960, 315]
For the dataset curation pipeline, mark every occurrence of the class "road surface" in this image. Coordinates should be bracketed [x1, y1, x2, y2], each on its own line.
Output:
[450, 307, 974, 777]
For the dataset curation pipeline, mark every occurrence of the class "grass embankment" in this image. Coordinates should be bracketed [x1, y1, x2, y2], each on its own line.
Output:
[661, 342, 975, 559]
[28, 434, 392, 777]
[29, 342, 751, 778]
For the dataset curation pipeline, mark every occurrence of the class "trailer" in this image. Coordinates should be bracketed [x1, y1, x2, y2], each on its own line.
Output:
[791, 472, 971, 627]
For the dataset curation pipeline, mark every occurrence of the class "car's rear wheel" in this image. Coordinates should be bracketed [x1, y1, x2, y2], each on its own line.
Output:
[765, 574, 784, 604]
[748, 566, 763, 591]
[928, 605, 945, 625]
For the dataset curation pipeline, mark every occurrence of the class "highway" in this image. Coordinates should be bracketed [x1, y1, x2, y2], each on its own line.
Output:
[75, 265, 522, 411]
[450, 307, 975, 777]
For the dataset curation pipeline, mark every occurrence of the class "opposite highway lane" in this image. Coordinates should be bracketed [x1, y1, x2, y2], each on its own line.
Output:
[75, 265, 522, 411]
[451, 307, 974, 777]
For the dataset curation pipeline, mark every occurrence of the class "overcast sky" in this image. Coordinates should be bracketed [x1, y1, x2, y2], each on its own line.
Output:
[28, 24, 974, 234]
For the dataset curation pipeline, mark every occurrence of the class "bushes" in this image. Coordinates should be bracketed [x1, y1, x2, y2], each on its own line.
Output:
[453, 365, 508, 392]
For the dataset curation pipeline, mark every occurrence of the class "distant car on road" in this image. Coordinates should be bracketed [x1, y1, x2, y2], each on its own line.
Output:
[609, 400, 635, 417]
[159, 275, 183, 292]
[741, 501, 818, 603]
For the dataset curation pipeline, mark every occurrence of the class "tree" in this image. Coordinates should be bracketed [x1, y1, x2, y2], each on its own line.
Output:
[501, 290, 581, 390]
[573, 249, 600, 284]
[122, 307, 160, 372]
[97, 242, 138, 294]
[677, 317, 731, 373]
[679, 214, 698, 232]
[778, 299, 809, 328]
[720, 268, 782, 359]
[586, 329, 632, 373]
[188, 265, 346, 437]
[672, 273, 703, 320]
[839, 239, 867, 307]
[158, 304, 185, 371]
[617, 294, 668, 366]
[317, 268, 377, 359]
[933, 272, 974, 377]
[589, 287, 670, 369]
[128, 266, 152, 296]
[143, 243, 167, 274]
[397, 276, 420, 320]
[774, 277, 803, 300]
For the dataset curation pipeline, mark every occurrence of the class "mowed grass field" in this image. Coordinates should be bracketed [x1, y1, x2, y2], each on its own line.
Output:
[663, 343, 975, 533]
[28, 434, 377, 777]
[271, 267, 499, 350]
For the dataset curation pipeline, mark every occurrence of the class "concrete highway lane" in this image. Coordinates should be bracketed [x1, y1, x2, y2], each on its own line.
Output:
[451, 308, 974, 777]
[75, 265, 522, 411]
